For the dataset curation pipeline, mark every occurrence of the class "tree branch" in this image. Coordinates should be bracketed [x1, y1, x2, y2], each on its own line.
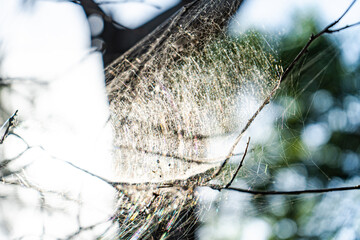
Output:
[221, 185, 360, 195]
[76, 0, 130, 30]
[209, 80, 279, 180]
[280, 0, 358, 82]
[326, 21, 360, 33]
[224, 137, 250, 188]
[0, 110, 18, 144]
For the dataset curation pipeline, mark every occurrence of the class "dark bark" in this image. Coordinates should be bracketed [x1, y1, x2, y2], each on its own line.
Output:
[79, 0, 196, 66]
[105, 0, 244, 87]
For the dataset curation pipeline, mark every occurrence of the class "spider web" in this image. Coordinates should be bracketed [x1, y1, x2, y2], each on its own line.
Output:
[0, 1, 356, 239]
[105, 0, 282, 238]
[194, 6, 360, 237]
[0, 0, 286, 239]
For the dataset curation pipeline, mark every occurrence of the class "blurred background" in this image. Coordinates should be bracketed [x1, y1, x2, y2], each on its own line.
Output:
[1, 0, 360, 239]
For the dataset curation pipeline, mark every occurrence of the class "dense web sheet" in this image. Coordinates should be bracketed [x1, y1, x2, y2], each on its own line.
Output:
[105, 0, 282, 238]
[109, 34, 280, 184]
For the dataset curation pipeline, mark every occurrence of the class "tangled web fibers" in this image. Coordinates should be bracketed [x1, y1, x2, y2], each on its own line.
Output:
[110, 33, 280, 182]
[105, 1, 282, 237]
[106, 31, 282, 239]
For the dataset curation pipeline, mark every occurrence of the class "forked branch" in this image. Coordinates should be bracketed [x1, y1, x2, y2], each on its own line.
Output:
[212, 0, 360, 196]
[224, 137, 250, 188]
[0, 110, 18, 144]
[280, 0, 358, 82]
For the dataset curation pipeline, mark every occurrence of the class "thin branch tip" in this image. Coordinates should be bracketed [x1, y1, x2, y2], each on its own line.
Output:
[0, 110, 19, 144]
[224, 137, 251, 188]
[281, 0, 358, 83]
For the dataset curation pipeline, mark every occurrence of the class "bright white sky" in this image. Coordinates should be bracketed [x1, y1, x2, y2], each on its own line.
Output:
[99, 0, 181, 29]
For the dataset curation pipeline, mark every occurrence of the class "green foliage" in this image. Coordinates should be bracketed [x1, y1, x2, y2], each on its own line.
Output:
[250, 16, 360, 239]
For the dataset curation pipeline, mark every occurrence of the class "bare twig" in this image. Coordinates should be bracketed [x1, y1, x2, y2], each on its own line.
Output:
[0, 133, 33, 171]
[0, 146, 33, 169]
[221, 185, 360, 195]
[79, 0, 130, 30]
[326, 21, 360, 33]
[63, 160, 117, 188]
[0, 110, 18, 144]
[224, 137, 250, 188]
[280, 0, 358, 82]
[210, 80, 279, 180]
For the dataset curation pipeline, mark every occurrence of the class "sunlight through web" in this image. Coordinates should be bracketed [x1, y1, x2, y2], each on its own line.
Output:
[105, 1, 282, 238]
